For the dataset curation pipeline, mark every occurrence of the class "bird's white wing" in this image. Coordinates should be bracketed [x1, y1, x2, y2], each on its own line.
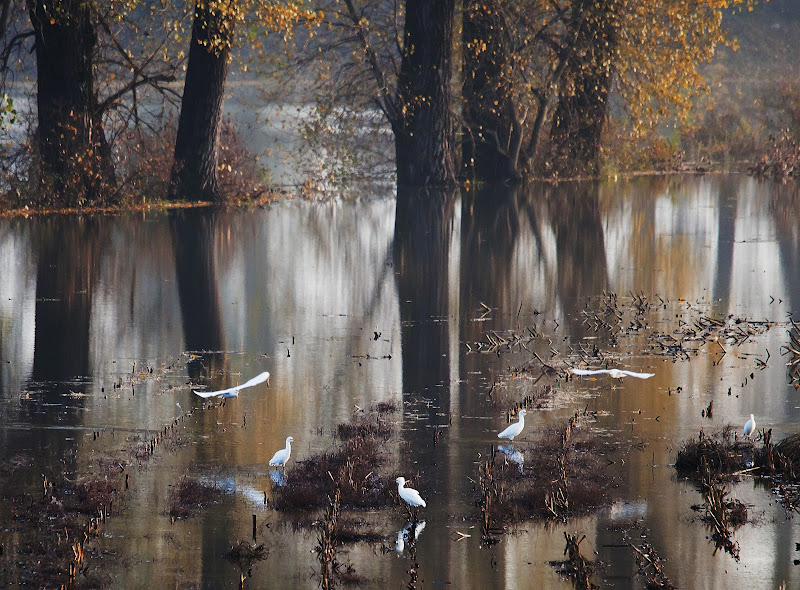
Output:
[237, 371, 270, 390]
[192, 371, 270, 398]
[193, 385, 237, 398]
[571, 368, 609, 376]
[620, 370, 655, 379]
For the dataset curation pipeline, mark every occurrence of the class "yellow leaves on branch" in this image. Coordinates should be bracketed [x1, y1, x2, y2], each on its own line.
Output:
[195, 0, 323, 54]
[608, 0, 761, 137]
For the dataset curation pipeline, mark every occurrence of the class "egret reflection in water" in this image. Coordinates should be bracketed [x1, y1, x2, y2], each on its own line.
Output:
[395, 520, 426, 554]
[498, 444, 524, 472]
[269, 469, 287, 487]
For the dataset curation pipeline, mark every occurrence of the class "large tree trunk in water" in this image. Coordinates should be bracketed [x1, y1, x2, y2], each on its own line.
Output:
[393, 0, 456, 188]
[168, 1, 232, 202]
[27, 0, 115, 206]
[549, 0, 616, 176]
[462, 1, 521, 183]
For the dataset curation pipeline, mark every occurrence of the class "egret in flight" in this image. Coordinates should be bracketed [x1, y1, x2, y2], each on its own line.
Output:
[498, 409, 527, 441]
[571, 368, 654, 379]
[193, 371, 270, 398]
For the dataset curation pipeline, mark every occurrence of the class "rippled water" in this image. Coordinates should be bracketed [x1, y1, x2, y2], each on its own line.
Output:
[2, 176, 800, 588]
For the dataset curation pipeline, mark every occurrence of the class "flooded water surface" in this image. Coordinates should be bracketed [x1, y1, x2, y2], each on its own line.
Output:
[2, 176, 800, 588]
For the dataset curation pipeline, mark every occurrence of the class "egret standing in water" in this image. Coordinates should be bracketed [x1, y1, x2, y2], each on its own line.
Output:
[743, 414, 756, 438]
[396, 477, 426, 520]
[269, 436, 294, 471]
[498, 409, 527, 441]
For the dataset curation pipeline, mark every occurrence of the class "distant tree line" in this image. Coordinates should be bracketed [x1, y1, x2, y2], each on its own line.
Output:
[0, 0, 757, 209]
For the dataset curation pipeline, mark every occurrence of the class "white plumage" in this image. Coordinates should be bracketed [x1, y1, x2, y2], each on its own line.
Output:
[571, 368, 654, 379]
[743, 414, 756, 438]
[498, 409, 527, 441]
[193, 371, 270, 398]
[396, 477, 426, 508]
[269, 436, 294, 469]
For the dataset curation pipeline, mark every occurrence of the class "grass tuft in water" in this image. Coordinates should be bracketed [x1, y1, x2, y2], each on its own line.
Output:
[168, 477, 222, 519]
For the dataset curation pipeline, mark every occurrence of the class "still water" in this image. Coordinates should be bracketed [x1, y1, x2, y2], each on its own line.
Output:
[1, 176, 800, 588]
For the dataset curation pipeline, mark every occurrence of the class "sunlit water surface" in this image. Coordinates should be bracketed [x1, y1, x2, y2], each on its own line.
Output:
[2, 176, 800, 588]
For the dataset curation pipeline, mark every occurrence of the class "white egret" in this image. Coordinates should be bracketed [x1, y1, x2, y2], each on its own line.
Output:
[193, 371, 270, 399]
[571, 368, 654, 379]
[396, 477, 426, 509]
[269, 436, 294, 470]
[743, 414, 756, 438]
[497, 409, 527, 441]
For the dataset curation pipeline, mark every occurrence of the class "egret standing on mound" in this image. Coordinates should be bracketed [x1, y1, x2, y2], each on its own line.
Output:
[396, 477, 426, 519]
[269, 436, 294, 470]
[743, 414, 756, 438]
[498, 409, 527, 441]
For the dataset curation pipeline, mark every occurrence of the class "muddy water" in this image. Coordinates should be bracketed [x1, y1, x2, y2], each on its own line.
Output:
[1, 176, 800, 588]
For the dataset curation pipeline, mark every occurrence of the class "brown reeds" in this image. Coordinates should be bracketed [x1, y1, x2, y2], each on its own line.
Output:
[629, 541, 674, 589]
[316, 488, 341, 590]
[549, 532, 598, 590]
[782, 316, 800, 390]
[694, 457, 744, 560]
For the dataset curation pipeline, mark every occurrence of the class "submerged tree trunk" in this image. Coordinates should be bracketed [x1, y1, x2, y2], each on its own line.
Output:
[27, 0, 115, 206]
[393, 0, 456, 188]
[548, 0, 616, 176]
[168, 1, 233, 202]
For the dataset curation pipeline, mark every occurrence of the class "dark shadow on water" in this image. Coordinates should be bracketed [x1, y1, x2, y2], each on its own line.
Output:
[169, 210, 227, 384]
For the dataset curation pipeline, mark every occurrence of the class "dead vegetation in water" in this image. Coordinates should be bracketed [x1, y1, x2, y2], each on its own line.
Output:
[674, 426, 749, 474]
[225, 540, 267, 573]
[549, 532, 601, 590]
[782, 316, 800, 390]
[168, 476, 223, 519]
[0, 464, 124, 588]
[675, 426, 798, 480]
[272, 413, 394, 511]
[477, 413, 615, 541]
[690, 457, 746, 560]
[628, 534, 674, 590]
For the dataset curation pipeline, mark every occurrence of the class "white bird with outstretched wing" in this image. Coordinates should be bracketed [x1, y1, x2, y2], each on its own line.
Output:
[193, 371, 270, 398]
[571, 368, 654, 379]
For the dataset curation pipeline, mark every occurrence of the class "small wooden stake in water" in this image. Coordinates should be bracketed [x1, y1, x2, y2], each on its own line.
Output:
[252, 514, 257, 541]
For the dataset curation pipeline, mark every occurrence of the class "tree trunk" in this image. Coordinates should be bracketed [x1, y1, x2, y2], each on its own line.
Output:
[548, 0, 616, 176]
[27, 0, 115, 206]
[393, 0, 456, 188]
[168, 1, 233, 202]
[462, 1, 520, 183]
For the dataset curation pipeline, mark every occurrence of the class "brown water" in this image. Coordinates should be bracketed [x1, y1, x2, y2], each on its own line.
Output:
[1, 176, 800, 589]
